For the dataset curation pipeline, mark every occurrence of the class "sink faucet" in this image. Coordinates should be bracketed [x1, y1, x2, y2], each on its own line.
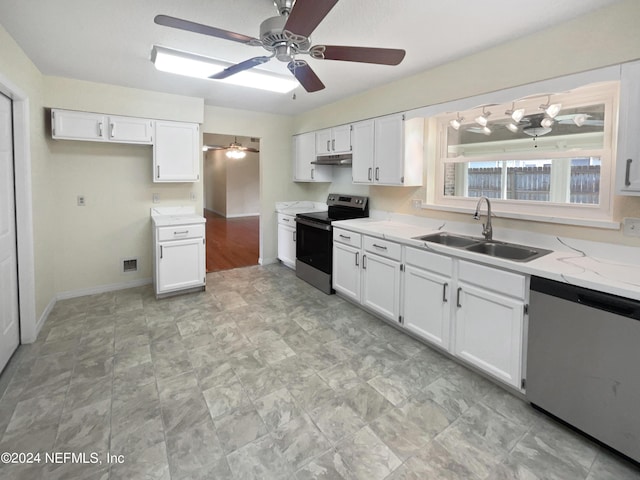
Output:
[473, 196, 493, 241]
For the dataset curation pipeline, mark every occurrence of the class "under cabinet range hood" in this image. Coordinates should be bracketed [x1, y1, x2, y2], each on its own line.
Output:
[311, 153, 352, 166]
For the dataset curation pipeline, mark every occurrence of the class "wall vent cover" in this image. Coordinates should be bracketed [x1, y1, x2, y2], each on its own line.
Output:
[122, 258, 138, 273]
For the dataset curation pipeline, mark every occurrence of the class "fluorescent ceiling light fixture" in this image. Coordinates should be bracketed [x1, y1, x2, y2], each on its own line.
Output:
[449, 114, 464, 130]
[151, 45, 298, 93]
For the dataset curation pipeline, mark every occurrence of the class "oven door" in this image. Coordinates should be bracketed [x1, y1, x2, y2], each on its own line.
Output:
[295, 217, 332, 274]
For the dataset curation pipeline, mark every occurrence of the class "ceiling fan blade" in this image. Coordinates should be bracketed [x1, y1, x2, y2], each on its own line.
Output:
[210, 56, 272, 80]
[154, 15, 260, 45]
[314, 45, 406, 65]
[284, 0, 339, 37]
[203, 145, 226, 150]
[287, 60, 325, 93]
[241, 147, 260, 153]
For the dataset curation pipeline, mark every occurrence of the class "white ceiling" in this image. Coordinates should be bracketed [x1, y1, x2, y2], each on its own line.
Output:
[0, 0, 620, 116]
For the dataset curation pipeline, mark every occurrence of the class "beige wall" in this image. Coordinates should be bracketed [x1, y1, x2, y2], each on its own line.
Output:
[293, 0, 640, 247]
[0, 24, 53, 329]
[44, 77, 205, 294]
[226, 151, 260, 217]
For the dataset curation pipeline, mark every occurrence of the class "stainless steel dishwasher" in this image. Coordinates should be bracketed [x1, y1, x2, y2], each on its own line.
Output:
[527, 276, 640, 463]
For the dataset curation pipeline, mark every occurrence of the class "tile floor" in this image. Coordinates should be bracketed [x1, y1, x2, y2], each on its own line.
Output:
[0, 264, 638, 480]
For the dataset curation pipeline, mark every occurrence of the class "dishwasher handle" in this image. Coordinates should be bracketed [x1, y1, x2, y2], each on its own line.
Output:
[577, 293, 639, 319]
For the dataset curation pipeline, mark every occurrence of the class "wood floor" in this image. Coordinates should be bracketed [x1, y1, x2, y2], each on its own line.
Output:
[204, 209, 260, 272]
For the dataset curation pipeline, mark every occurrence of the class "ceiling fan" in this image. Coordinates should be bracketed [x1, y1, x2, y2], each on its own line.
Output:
[203, 137, 259, 159]
[154, 0, 406, 93]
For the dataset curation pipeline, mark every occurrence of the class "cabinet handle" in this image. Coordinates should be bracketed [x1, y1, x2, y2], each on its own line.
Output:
[355, 251, 359, 266]
[372, 243, 387, 250]
[157, 165, 160, 178]
[362, 254, 367, 269]
[456, 287, 462, 308]
[98, 122, 103, 137]
[282, 217, 290, 222]
[339, 234, 351, 240]
[160, 245, 163, 259]
[110, 123, 115, 138]
[311, 168, 315, 180]
[293, 231, 296, 242]
[375, 167, 380, 181]
[368, 167, 372, 181]
[326, 140, 330, 152]
[625, 158, 633, 187]
[174, 230, 189, 235]
[332, 139, 335, 151]
[442, 283, 448, 303]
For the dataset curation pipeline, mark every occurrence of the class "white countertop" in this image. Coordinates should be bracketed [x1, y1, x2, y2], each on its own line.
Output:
[334, 216, 640, 302]
[151, 207, 206, 227]
[275, 201, 327, 216]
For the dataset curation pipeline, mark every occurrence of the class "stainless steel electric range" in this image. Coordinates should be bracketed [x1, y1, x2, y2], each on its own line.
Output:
[295, 194, 369, 294]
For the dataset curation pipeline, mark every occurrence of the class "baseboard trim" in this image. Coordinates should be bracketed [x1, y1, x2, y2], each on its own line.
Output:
[225, 213, 260, 218]
[28, 295, 56, 343]
[56, 278, 153, 300]
[259, 257, 278, 266]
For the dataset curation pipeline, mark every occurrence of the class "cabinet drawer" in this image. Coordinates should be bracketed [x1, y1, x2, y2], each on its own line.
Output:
[157, 225, 205, 242]
[277, 213, 296, 227]
[458, 260, 526, 300]
[364, 236, 401, 261]
[405, 247, 453, 275]
[333, 228, 361, 248]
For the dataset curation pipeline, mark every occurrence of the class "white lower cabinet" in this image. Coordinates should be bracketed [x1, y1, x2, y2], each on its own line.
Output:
[153, 221, 206, 297]
[333, 242, 361, 302]
[277, 213, 297, 269]
[402, 248, 453, 350]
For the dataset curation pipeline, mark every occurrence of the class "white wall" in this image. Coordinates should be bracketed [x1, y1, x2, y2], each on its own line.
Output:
[293, 0, 640, 247]
[226, 151, 259, 217]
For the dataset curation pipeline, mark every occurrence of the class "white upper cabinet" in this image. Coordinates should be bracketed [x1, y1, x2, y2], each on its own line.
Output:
[52, 109, 154, 144]
[153, 120, 200, 183]
[108, 115, 154, 144]
[52, 109, 107, 142]
[617, 61, 640, 195]
[316, 124, 352, 155]
[352, 114, 424, 186]
[293, 132, 332, 182]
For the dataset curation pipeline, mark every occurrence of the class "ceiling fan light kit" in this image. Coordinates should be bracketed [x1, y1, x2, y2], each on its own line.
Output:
[153, 0, 406, 93]
[539, 96, 562, 118]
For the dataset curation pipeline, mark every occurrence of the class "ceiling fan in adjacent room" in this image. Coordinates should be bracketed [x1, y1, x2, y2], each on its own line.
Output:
[154, 0, 406, 93]
[203, 137, 259, 159]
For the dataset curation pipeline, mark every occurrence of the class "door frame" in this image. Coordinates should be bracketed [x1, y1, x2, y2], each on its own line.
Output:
[0, 72, 37, 343]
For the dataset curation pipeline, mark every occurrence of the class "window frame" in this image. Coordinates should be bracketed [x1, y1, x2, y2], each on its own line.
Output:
[429, 82, 619, 225]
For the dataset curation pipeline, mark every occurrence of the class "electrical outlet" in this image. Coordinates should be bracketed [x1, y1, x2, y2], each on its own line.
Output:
[77, 195, 85, 206]
[411, 199, 422, 209]
[152, 193, 160, 204]
[622, 217, 640, 237]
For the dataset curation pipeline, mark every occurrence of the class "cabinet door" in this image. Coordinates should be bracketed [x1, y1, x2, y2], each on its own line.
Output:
[352, 119, 374, 183]
[108, 116, 154, 144]
[331, 125, 352, 153]
[293, 132, 332, 182]
[154, 121, 199, 182]
[157, 237, 205, 293]
[333, 242, 361, 303]
[374, 114, 404, 185]
[403, 265, 451, 350]
[362, 252, 401, 322]
[617, 61, 640, 195]
[454, 283, 524, 388]
[315, 129, 332, 155]
[277, 223, 296, 269]
[51, 109, 106, 141]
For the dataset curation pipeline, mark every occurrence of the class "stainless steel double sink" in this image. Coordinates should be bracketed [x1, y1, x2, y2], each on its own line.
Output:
[413, 232, 552, 262]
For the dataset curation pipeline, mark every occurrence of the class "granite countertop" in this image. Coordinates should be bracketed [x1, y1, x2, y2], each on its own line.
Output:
[275, 201, 328, 216]
[151, 207, 206, 227]
[334, 217, 640, 302]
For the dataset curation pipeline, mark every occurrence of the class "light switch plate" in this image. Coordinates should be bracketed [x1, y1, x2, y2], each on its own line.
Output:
[152, 193, 160, 204]
[622, 217, 640, 237]
[411, 199, 422, 209]
[77, 195, 85, 206]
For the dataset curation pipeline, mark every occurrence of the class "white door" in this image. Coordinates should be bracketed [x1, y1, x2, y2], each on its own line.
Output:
[351, 120, 374, 183]
[332, 242, 361, 302]
[0, 93, 20, 372]
[374, 114, 404, 185]
[277, 223, 296, 268]
[158, 238, 205, 293]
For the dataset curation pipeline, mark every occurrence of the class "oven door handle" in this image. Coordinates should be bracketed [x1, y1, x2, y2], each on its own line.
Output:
[295, 217, 331, 231]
